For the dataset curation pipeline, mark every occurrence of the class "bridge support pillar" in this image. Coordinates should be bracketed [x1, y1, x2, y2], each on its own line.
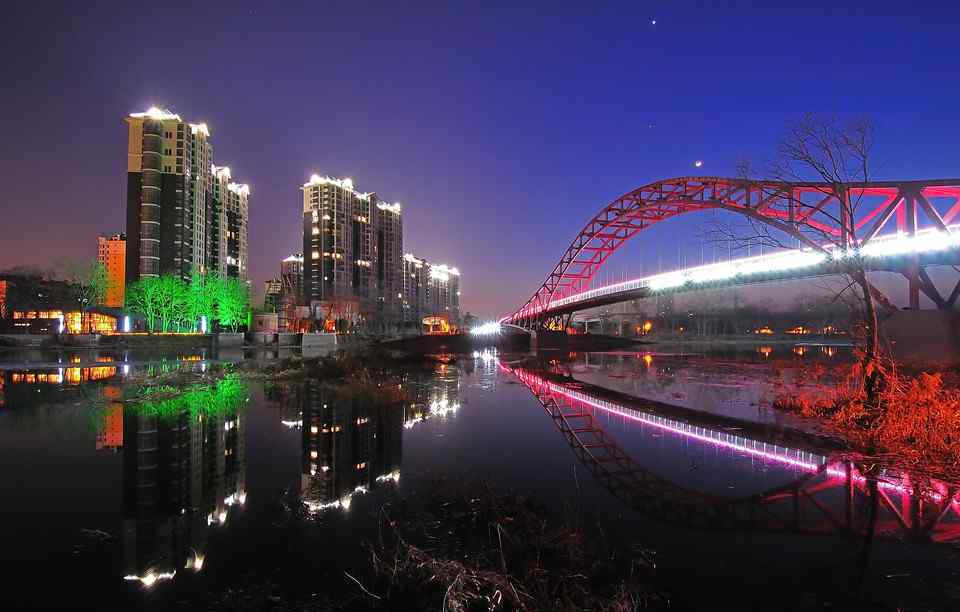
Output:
[528, 330, 538, 352]
[906, 196, 921, 310]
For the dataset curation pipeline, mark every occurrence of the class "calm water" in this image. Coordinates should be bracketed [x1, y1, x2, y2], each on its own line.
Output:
[1, 346, 959, 610]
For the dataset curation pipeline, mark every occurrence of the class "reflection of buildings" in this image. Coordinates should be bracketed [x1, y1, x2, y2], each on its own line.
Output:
[299, 381, 403, 512]
[1, 366, 119, 409]
[268, 366, 464, 514]
[96, 386, 124, 451]
[402, 363, 462, 429]
[121, 388, 246, 586]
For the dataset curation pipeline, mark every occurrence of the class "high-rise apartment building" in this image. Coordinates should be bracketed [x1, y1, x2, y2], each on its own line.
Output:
[373, 201, 403, 323]
[401, 253, 461, 325]
[125, 107, 249, 283]
[301, 176, 403, 326]
[97, 234, 126, 307]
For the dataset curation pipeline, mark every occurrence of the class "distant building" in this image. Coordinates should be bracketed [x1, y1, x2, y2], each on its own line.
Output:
[124, 107, 249, 283]
[97, 234, 126, 307]
[301, 176, 403, 328]
[264, 277, 282, 312]
[278, 253, 304, 331]
[281, 253, 303, 305]
[401, 253, 461, 327]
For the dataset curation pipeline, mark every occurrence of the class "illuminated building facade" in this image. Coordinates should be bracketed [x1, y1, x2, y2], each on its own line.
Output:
[97, 234, 126, 307]
[264, 277, 282, 311]
[401, 253, 461, 326]
[301, 176, 403, 327]
[280, 253, 304, 331]
[281, 253, 303, 305]
[125, 107, 249, 283]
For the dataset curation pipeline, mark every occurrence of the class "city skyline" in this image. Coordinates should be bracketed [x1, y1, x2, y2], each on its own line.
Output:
[3, 2, 960, 317]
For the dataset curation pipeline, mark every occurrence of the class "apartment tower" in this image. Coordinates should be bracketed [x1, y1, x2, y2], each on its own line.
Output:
[125, 107, 249, 283]
[301, 176, 403, 326]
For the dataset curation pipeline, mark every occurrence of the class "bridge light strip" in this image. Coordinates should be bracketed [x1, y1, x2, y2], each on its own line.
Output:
[471, 321, 502, 336]
[550, 382, 825, 471]
[509, 224, 960, 320]
[507, 366, 827, 471]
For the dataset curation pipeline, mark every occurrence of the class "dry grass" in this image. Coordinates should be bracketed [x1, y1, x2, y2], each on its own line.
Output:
[774, 360, 960, 471]
[367, 481, 667, 612]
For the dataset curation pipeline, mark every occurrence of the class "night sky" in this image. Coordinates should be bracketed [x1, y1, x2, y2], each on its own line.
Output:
[2, 1, 959, 317]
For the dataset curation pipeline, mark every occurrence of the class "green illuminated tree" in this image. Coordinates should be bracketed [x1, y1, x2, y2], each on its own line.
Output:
[214, 276, 250, 332]
[154, 274, 190, 332]
[125, 276, 164, 331]
[187, 273, 216, 332]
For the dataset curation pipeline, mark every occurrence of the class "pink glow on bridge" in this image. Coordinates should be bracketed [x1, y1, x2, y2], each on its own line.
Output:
[504, 223, 960, 322]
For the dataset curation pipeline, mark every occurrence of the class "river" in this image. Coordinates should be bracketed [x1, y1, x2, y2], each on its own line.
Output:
[0, 346, 957, 610]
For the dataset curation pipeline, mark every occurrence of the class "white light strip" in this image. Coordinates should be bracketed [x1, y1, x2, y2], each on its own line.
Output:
[511, 224, 960, 319]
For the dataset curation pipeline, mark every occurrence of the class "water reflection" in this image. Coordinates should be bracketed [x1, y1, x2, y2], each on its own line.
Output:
[264, 361, 467, 516]
[503, 364, 960, 545]
[112, 376, 248, 587]
[553, 349, 850, 427]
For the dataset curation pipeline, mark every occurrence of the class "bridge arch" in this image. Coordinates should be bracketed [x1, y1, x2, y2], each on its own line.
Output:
[505, 177, 960, 324]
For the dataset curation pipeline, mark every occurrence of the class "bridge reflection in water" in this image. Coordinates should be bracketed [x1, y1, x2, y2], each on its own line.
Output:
[501, 363, 960, 545]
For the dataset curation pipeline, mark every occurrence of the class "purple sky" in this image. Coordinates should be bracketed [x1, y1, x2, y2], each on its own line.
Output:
[2, 1, 960, 317]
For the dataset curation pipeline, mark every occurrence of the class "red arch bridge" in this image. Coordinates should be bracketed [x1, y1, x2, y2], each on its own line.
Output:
[501, 363, 960, 543]
[500, 177, 960, 328]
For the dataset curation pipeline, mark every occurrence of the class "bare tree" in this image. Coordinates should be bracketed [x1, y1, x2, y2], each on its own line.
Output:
[712, 114, 893, 403]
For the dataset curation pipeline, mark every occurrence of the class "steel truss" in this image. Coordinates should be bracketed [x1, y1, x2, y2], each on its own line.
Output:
[506, 177, 960, 326]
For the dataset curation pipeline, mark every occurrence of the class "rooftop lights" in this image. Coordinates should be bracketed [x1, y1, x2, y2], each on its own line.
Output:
[302, 175, 370, 199]
[228, 182, 250, 196]
[213, 165, 232, 180]
[129, 107, 181, 121]
[376, 202, 402, 214]
[429, 263, 460, 281]
[189, 123, 210, 137]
